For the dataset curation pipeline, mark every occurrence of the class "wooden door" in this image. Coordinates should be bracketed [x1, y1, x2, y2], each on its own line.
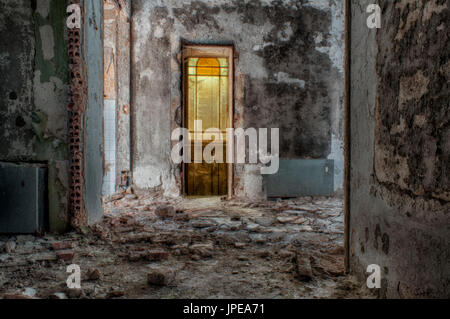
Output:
[185, 56, 229, 196]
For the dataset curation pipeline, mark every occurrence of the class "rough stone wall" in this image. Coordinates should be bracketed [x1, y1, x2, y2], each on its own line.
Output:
[131, 0, 345, 198]
[0, 0, 70, 232]
[374, 0, 449, 202]
[350, 0, 450, 298]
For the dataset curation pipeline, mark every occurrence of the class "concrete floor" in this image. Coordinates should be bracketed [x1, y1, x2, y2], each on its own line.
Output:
[0, 194, 373, 299]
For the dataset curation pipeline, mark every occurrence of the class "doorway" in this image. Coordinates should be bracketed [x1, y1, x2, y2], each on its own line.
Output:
[182, 45, 234, 197]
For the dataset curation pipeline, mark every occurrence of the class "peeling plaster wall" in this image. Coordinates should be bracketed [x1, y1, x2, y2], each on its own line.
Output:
[350, 0, 450, 298]
[0, 0, 35, 160]
[103, 0, 131, 195]
[116, 0, 131, 190]
[103, 0, 118, 196]
[131, 0, 345, 197]
[0, 0, 70, 232]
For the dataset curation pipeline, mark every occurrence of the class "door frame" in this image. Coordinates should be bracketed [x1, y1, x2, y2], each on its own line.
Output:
[181, 43, 235, 198]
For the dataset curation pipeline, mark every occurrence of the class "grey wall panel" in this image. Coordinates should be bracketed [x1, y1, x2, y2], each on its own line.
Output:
[263, 159, 334, 198]
[0, 163, 47, 234]
[83, 0, 104, 224]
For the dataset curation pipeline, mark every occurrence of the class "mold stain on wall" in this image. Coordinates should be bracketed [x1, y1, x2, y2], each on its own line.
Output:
[131, 0, 345, 198]
[0, 0, 70, 232]
[350, 0, 449, 298]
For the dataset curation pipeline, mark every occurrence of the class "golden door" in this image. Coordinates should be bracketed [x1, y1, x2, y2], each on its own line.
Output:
[185, 57, 229, 196]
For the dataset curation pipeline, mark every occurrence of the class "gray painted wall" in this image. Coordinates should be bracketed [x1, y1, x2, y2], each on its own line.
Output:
[83, 0, 104, 224]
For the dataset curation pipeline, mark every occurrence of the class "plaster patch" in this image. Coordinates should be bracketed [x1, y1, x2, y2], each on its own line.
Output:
[275, 72, 305, 88]
[327, 133, 344, 191]
[395, 7, 422, 41]
[33, 72, 67, 139]
[140, 68, 154, 82]
[133, 165, 163, 189]
[36, 0, 51, 19]
[310, 1, 345, 72]
[413, 115, 427, 128]
[252, 42, 274, 51]
[304, 0, 330, 11]
[154, 25, 165, 38]
[399, 70, 430, 103]
[314, 32, 324, 45]
[243, 164, 264, 200]
[162, 172, 180, 198]
[390, 117, 407, 135]
[395, 0, 421, 11]
[39, 25, 55, 60]
[423, 0, 447, 22]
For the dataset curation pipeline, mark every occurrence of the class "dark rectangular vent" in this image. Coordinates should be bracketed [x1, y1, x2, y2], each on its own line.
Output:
[0, 163, 47, 234]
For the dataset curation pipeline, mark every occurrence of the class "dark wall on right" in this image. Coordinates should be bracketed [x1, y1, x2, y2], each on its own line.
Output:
[374, 0, 449, 201]
[350, 0, 449, 298]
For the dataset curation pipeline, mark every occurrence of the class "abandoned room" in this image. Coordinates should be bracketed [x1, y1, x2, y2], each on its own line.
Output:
[0, 0, 448, 300]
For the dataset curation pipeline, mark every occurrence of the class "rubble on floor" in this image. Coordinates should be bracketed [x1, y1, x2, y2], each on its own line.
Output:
[0, 192, 373, 299]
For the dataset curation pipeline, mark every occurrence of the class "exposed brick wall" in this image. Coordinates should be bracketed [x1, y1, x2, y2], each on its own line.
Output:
[67, 0, 87, 228]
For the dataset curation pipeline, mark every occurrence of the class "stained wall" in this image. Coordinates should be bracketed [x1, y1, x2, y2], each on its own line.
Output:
[131, 0, 345, 198]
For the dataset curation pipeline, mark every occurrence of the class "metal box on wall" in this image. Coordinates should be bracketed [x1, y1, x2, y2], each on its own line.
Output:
[0, 163, 47, 234]
[263, 159, 334, 198]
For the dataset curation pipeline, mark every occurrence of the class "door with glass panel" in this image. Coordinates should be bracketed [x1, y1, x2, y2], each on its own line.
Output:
[184, 55, 230, 196]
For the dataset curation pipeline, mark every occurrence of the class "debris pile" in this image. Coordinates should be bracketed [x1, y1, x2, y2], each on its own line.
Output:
[0, 192, 371, 299]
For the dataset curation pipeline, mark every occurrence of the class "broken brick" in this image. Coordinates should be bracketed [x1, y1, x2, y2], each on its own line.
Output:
[57, 251, 75, 261]
[146, 250, 169, 261]
[108, 289, 125, 298]
[155, 205, 176, 218]
[88, 268, 101, 281]
[52, 242, 74, 251]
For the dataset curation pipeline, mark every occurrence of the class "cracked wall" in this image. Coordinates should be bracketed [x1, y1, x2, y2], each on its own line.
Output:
[350, 0, 449, 298]
[0, 0, 70, 232]
[374, 0, 449, 202]
[131, 0, 345, 198]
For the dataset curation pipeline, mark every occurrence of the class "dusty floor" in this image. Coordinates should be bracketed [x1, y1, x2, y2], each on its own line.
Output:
[0, 192, 373, 299]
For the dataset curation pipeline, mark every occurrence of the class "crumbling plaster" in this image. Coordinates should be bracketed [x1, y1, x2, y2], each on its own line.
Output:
[103, 0, 131, 194]
[0, 0, 70, 232]
[131, 0, 345, 198]
[350, 0, 449, 298]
